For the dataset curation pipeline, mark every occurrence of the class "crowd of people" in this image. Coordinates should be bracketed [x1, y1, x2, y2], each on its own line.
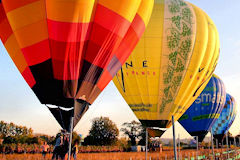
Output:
[0, 129, 79, 160]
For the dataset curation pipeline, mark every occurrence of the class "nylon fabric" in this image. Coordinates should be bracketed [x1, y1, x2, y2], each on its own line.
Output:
[212, 94, 236, 138]
[113, 0, 220, 128]
[178, 75, 226, 142]
[0, 0, 153, 130]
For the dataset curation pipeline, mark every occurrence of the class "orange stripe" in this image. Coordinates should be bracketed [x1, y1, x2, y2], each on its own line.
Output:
[4, 34, 28, 73]
[5, 0, 46, 31]
[14, 20, 48, 48]
[2, 0, 39, 13]
[137, 0, 154, 25]
[94, 4, 131, 37]
[97, 70, 112, 90]
[47, 19, 90, 42]
[46, 0, 95, 23]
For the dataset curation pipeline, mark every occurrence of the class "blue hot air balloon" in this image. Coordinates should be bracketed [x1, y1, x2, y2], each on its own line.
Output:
[178, 74, 226, 142]
[212, 93, 236, 141]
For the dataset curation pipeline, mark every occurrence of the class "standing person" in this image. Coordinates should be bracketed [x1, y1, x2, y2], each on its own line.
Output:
[41, 141, 49, 160]
[72, 140, 79, 160]
[59, 132, 69, 160]
[52, 130, 65, 160]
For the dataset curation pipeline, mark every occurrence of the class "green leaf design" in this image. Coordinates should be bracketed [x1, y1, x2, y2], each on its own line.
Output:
[176, 58, 185, 72]
[168, 3, 180, 14]
[179, 38, 191, 60]
[167, 92, 173, 103]
[171, 16, 181, 30]
[164, 86, 170, 97]
[160, 100, 167, 113]
[160, 0, 193, 114]
[169, 51, 178, 65]
[172, 76, 182, 90]
[167, 28, 180, 49]
[163, 66, 174, 84]
[181, 22, 192, 36]
[182, 8, 193, 24]
[179, 0, 187, 6]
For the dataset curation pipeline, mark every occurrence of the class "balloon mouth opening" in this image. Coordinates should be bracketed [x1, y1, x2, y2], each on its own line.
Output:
[140, 120, 169, 128]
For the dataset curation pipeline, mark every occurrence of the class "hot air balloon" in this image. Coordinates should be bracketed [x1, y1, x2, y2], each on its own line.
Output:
[212, 93, 236, 142]
[0, 0, 153, 132]
[178, 75, 226, 142]
[113, 0, 220, 130]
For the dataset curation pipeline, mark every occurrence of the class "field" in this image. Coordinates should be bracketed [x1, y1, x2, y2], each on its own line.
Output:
[1, 149, 239, 160]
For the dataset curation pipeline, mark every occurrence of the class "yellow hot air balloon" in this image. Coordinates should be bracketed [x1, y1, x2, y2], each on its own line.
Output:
[113, 0, 220, 128]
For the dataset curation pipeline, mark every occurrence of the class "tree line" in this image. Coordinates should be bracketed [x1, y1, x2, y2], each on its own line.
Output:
[0, 117, 146, 147]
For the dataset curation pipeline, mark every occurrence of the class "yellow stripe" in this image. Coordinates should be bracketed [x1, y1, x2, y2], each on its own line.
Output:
[173, 5, 220, 122]
[175, 10, 218, 120]
[99, 0, 141, 22]
[137, 0, 154, 25]
[172, 3, 209, 120]
[6, 0, 46, 31]
[113, 1, 165, 121]
[46, 0, 95, 23]
[113, 0, 220, 126]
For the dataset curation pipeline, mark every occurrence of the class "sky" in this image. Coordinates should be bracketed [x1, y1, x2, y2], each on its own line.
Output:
[0, 0, 240, 140]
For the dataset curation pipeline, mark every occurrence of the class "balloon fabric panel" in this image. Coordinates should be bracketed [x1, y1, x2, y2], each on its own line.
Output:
[212, 94, 236, 136]
[0, 0, 154, 130]
[113, 0, 220, 128]
[0, 3, 36, 88]
[178, 75, 226, 142]
[0, 0, 153, 106]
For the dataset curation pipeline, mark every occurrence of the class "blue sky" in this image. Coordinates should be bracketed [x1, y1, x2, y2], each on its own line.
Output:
[0, 0, 240, 139]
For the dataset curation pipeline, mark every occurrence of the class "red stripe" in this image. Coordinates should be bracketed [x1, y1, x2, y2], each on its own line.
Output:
[21, 39, 51, 66]
[21, 67, 36, 88]
[115, 27, 139, 64]
[84, 23, 122, 68]
[84, 41, 116, 69]
[0, 4, 6, 23]
[50, 39, 86, 80]
[94, 4, 131, 38]
[2, 0, 39, 13]
[52, 59, 78, 80]
[0, 18, 12, 43]
[131, 14, 146, 38]
[50, 40, 86, 61]
[0, 4, 12, 43]
[47, 19, 91, 42]
[115, 14, 145, 64]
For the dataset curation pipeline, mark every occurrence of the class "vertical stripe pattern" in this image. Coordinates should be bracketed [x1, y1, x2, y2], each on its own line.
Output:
[0, 0, 154, 107]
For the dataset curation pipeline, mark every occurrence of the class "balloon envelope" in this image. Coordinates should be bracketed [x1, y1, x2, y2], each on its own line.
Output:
[212, 93, 236, 141]
[178, 75, 226, 142]
[0, 0, 153, 131]
[113, 0, 220, 128]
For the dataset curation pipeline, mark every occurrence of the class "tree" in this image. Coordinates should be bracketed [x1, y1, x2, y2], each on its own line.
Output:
[121, 121, 143, 146]
[84, 117, 119, 146]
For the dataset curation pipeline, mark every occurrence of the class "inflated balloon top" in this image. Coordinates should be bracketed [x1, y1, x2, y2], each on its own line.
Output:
[113, 0, 220, 128]
[212, 93, 236, 140]
[0, 0, 153, 131]
[178, 74, 226, 142]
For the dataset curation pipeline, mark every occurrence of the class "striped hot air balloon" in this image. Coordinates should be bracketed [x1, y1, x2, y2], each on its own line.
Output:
[0, 0, 153, 131]
[113, 0, 220, 130]
[178, 75, 226, 142]
[212, 93, 237, 141]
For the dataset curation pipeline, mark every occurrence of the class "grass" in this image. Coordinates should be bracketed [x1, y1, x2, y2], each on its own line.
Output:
[1, 148, 239, 160]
